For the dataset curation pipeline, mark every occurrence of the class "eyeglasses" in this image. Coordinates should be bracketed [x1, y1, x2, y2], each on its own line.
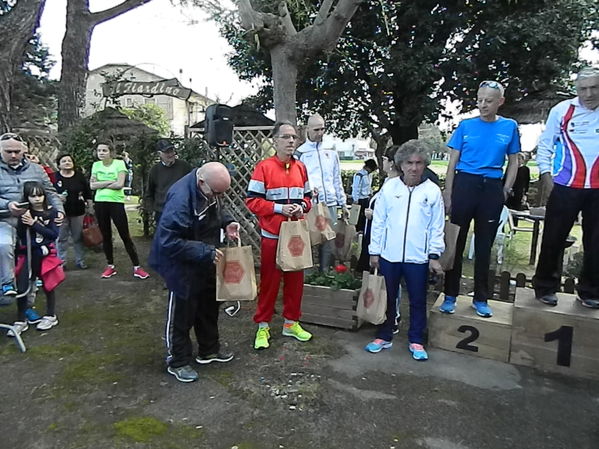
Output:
[0, 133, 24, 142]
[479, 80, 503, 90]
[276, 134, 299, 141]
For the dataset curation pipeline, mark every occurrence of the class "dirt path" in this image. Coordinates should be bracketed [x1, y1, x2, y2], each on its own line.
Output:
[1, 238, 598, 449]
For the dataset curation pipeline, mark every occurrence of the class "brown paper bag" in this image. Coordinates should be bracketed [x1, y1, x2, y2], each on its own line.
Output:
[306, 202, 335, 245]
[356, 269, 387, 325]
[276, 219, 313, 271]
[439, 220, 461, 271]
[348, 204, 361, 226]
[216, 239, 257, 301]
[333, 219, 357, 262]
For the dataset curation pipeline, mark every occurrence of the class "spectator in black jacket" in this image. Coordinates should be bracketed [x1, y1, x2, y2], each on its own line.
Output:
[54, 154, 93, 269]
[146, 139, 192, 226]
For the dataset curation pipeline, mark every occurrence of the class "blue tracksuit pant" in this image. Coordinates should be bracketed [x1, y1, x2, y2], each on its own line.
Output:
[378, 258, 428, 344]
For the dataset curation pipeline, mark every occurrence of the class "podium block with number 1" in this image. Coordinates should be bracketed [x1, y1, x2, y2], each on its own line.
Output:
[510, 288, 599, 380]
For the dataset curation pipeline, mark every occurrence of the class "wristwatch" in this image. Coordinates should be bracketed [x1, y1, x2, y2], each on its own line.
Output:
[428, 254, 440, 260]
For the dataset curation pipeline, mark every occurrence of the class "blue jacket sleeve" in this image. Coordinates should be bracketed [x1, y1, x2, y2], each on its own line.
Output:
[157, 194, 215, 265]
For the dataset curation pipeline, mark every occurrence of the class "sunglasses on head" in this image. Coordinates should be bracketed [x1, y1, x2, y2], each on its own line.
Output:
[479, 80, 503, 90]
[0, 133, 24, 142]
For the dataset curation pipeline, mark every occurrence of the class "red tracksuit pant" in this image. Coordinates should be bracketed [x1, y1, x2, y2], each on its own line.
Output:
[254, 237, 304, 323]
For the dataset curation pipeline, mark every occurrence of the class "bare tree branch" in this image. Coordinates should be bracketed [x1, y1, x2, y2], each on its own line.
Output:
[238, 0, 262, 31]
[277, 1, 297, 35]
[314, 0, 334, 25]
[91, 0, 153, 26]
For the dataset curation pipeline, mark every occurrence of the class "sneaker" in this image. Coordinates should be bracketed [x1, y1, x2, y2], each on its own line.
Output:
[408, 343, 429, 361]
[439, 295, 456, 314]
[577, 297, 599, 309]
[2, 283, 17, 296]
[254, 327, 271, 350]
[167, 365, 199, 383]
[76, 261, 88, 270]
[365, 338, 392, 353]
[195, 350, 234, 365]
[6, 321, 28, 337]
[36, 315, 59, 331]
[101, 265, 117, 278]
[472, 301, 493, 318]
[133, 266, 150, 279]
[282, 322, 312, 342]
[25, 308, 42, 324]
[536, 293, 558, 306]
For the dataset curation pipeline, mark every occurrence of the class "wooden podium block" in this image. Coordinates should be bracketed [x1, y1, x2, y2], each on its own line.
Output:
[429, 294, 513, 362]
[510, 287, 599, 380]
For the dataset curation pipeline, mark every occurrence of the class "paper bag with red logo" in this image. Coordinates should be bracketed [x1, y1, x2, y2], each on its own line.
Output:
[216, 239, 257, 301]
[356, 269, 387, 325]
[276, 218, 313, 271]
[333, 219, 356, 262]
[306, 201, 335, 246]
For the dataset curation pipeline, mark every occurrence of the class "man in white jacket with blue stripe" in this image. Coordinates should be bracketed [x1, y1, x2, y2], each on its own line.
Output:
[367, 140, 445, 361]
[296, 113, 348, 271]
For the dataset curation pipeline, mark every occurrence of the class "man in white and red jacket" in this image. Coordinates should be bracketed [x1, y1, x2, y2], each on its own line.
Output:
[246, 121, 313, 350]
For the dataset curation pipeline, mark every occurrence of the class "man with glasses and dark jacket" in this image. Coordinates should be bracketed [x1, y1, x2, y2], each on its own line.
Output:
[0, 133, 64, 304]
[439, 81, 520, 318]
[149, 162, 240, 383]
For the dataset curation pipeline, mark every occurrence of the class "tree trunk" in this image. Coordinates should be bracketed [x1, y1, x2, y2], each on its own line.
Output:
[0, 0, 46, 133]
[271, 46, 298, 124]
[58, 0, 152, 132]
[58, 0, 93, 132]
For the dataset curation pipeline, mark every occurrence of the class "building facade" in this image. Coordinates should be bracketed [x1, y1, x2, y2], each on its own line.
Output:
[84, 64, 215, 137]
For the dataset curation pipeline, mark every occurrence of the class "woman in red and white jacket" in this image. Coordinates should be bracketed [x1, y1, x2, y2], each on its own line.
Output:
[246, 121, 313, 351]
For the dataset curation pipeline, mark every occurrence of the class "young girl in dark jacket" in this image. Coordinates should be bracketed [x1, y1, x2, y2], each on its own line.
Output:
[8, 181, 63, 336]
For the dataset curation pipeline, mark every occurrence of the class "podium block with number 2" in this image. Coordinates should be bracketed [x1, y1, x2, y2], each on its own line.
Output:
[510, 288, 599, 380]
[429, 295, 513, 362]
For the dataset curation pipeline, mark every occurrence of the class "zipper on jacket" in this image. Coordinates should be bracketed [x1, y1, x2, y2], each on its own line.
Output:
[315, 143, 330, 205]
[401, 187, 414, 262]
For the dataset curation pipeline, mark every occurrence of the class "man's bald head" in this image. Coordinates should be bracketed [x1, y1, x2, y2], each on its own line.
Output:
[197, 162, 231, 198]
[0, 135, 26, 167]
[306, 113, 325, 143]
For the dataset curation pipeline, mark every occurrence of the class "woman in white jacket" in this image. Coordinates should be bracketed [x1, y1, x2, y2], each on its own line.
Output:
[367, 140, 445, 361]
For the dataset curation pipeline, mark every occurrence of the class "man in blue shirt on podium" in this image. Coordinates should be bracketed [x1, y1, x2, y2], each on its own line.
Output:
[439, 80, 520, 318]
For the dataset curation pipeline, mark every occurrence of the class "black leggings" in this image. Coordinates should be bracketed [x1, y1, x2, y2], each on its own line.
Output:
[16, 250, 56, 320]
[94, 202, 140, 266]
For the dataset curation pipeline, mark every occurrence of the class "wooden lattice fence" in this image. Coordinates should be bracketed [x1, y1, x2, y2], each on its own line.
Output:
[191, 126, 274, 261]
[20, 132, 62, 170]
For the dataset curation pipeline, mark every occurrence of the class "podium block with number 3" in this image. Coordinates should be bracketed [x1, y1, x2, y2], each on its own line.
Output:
[510, 288, 599, 380]
[429, 294, 513, 362]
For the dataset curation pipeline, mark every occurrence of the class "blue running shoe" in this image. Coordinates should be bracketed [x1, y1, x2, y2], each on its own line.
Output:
[2, 283, 16, 296]
[408, 343, 429, 361]
[365, 339, 392, 353]
[472, 301, 493, 318]
[439, 295, 456, 314]
[25, 308, 42, 324]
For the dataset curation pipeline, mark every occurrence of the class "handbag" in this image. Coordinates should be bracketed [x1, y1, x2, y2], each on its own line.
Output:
[356, 268, 387, 325]
[276, 218, 313, 271]
[216, 238, 257, 302]
[439, 220, 460, 271]
[82, 214, 103, 248]
[306, 201, 335, 246]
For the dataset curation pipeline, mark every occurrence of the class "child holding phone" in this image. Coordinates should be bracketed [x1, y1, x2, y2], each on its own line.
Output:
[8, 181, 64, 336]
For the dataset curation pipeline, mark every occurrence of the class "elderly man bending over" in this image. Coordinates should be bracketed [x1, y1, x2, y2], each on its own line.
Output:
[0, 133, 64, 297]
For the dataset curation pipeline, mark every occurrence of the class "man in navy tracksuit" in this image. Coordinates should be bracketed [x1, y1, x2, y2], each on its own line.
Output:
[149, 162, 240, 383]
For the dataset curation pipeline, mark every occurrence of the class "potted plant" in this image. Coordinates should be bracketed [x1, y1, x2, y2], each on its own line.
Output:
[302, 265, 363, 330]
